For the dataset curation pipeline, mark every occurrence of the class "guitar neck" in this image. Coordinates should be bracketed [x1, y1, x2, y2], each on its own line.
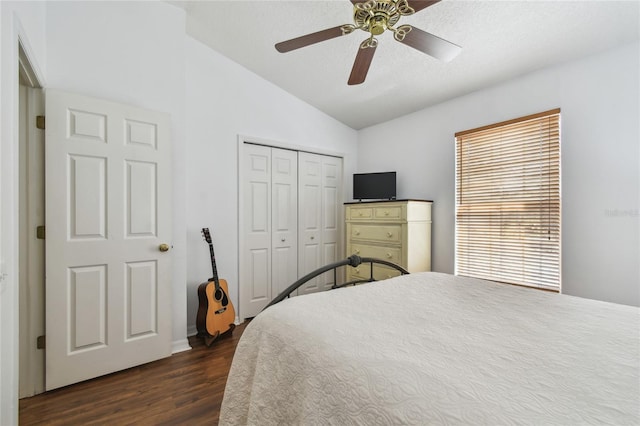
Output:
[208, 243, 220, 289]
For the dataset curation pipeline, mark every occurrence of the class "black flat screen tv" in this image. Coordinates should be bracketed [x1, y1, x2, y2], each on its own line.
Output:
[353, 172, 396, 201]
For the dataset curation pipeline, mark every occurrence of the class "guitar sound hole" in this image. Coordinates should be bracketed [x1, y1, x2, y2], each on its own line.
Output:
[215, 288, 229, 307]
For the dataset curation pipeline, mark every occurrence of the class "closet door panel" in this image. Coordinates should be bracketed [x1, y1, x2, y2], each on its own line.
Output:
[321, 156, 342, 290]
[298, 153, 343, 294]
[298, 153, 322, 295]
[271, 148, 298, 297]
[240, 144, 272, 318]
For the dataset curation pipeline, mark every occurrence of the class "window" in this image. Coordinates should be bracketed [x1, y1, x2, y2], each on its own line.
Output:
[455, 109, 561, 291]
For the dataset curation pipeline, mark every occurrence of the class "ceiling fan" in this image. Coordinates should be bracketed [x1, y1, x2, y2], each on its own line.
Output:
[275, 0, 461, 86]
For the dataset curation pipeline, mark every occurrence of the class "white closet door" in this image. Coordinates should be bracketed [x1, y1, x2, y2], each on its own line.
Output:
[298, 153, 323, 294]
[271, 149, 298, 298]
[320, 155, 343, 291]
[240, 145, 342, 316]
[240, 144, 272, 319]
[298, 153, 343, 295]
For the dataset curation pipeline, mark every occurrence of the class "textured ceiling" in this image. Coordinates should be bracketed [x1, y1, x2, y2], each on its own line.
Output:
[177, 0, 640, 129]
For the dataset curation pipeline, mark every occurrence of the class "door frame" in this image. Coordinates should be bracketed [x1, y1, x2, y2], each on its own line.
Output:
[18, 74, 45, 398]
[237, 135, 345, 321]
[1, 15, 46, 424]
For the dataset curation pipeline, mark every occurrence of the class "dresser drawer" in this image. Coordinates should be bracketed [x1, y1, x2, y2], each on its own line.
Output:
[348, 264, 402, 282]
[347, 206, 373, 220]
[350, 244, 402, 265]
[374, 205, 403, 220]
[351, 224, 401, 244]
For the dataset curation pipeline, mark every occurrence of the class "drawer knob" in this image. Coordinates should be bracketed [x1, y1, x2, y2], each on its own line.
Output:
[355, 230, 360, 235]
[355, 268, 360, 273]
[311, 236, 315, 240]
[387, 232, 393, 238]
[386, 252, 392, 259]
[358, 211, 363, 216]
[384, 211, 389, 216]
[355, 249, 360, 254]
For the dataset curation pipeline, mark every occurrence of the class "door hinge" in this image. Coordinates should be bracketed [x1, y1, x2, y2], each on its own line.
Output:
[37, 335, 45, 349]
[36, 115, 45, 130]
[36, 225, 45, 240]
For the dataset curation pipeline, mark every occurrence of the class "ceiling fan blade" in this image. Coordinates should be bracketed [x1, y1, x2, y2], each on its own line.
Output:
[395, 25, 461, 62]
[350, 0, 440, 14]
[406, 0, 441, 14]
[348, 41, 377, 85]
[275, 25, 354, 53]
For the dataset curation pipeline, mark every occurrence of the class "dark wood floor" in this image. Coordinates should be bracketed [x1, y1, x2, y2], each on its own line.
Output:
[19, 322, 247, 425]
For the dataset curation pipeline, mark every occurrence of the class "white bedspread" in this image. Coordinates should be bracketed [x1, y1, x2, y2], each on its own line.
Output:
[220, 272, 640, 425]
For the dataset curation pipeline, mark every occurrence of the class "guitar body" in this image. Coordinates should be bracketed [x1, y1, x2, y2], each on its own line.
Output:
[196, 228, 236, 346]
[204, 278, 235, 338]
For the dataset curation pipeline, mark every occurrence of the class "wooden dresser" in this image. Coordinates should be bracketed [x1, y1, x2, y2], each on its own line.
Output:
[345, 200, 432, 282]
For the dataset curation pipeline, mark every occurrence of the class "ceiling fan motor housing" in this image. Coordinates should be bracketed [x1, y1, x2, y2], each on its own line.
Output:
[369, 16, 387, 35]
[354, 0, 406, 35]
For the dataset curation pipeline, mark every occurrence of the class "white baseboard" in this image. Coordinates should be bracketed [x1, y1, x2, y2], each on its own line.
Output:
[171, 338, 191, 354]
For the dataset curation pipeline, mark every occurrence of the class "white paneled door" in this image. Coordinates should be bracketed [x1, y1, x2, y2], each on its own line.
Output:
[239, 144, 342, 318]
[297, 153, 322, 293]
[240, 144, 272, 318]
[271, 149, 299, 298]
[45, 90, 172, 390]
[239, 144, 298, 319]
[298, 152, 343, 295]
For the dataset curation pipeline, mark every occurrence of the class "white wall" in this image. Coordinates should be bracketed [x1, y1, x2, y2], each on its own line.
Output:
[358, 42, 640, 306]
[185, 37, 358, 334]
[1, 2, 47, 423]
[44, 1, 190, 353]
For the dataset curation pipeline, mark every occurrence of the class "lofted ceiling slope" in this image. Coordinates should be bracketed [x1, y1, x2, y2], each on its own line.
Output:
[176, 0, 640, 129]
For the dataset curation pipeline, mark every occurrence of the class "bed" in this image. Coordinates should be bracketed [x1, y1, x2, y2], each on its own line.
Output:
[219, 258, 640, 425]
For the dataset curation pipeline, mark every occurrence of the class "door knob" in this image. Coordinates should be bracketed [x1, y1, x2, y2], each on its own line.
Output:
[159, 243, 170, 252]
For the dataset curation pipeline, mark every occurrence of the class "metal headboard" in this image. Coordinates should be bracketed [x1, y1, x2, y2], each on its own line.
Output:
[263, 255, 409, 311]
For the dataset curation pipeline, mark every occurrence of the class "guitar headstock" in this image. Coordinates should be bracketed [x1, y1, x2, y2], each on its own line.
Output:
[201, 228, 212, 244]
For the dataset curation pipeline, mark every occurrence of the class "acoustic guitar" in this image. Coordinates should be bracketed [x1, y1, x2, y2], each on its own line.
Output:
[195, 228, 235, 346]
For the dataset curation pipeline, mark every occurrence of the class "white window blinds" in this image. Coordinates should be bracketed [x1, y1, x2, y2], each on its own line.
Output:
[455, 109, 561, 290]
